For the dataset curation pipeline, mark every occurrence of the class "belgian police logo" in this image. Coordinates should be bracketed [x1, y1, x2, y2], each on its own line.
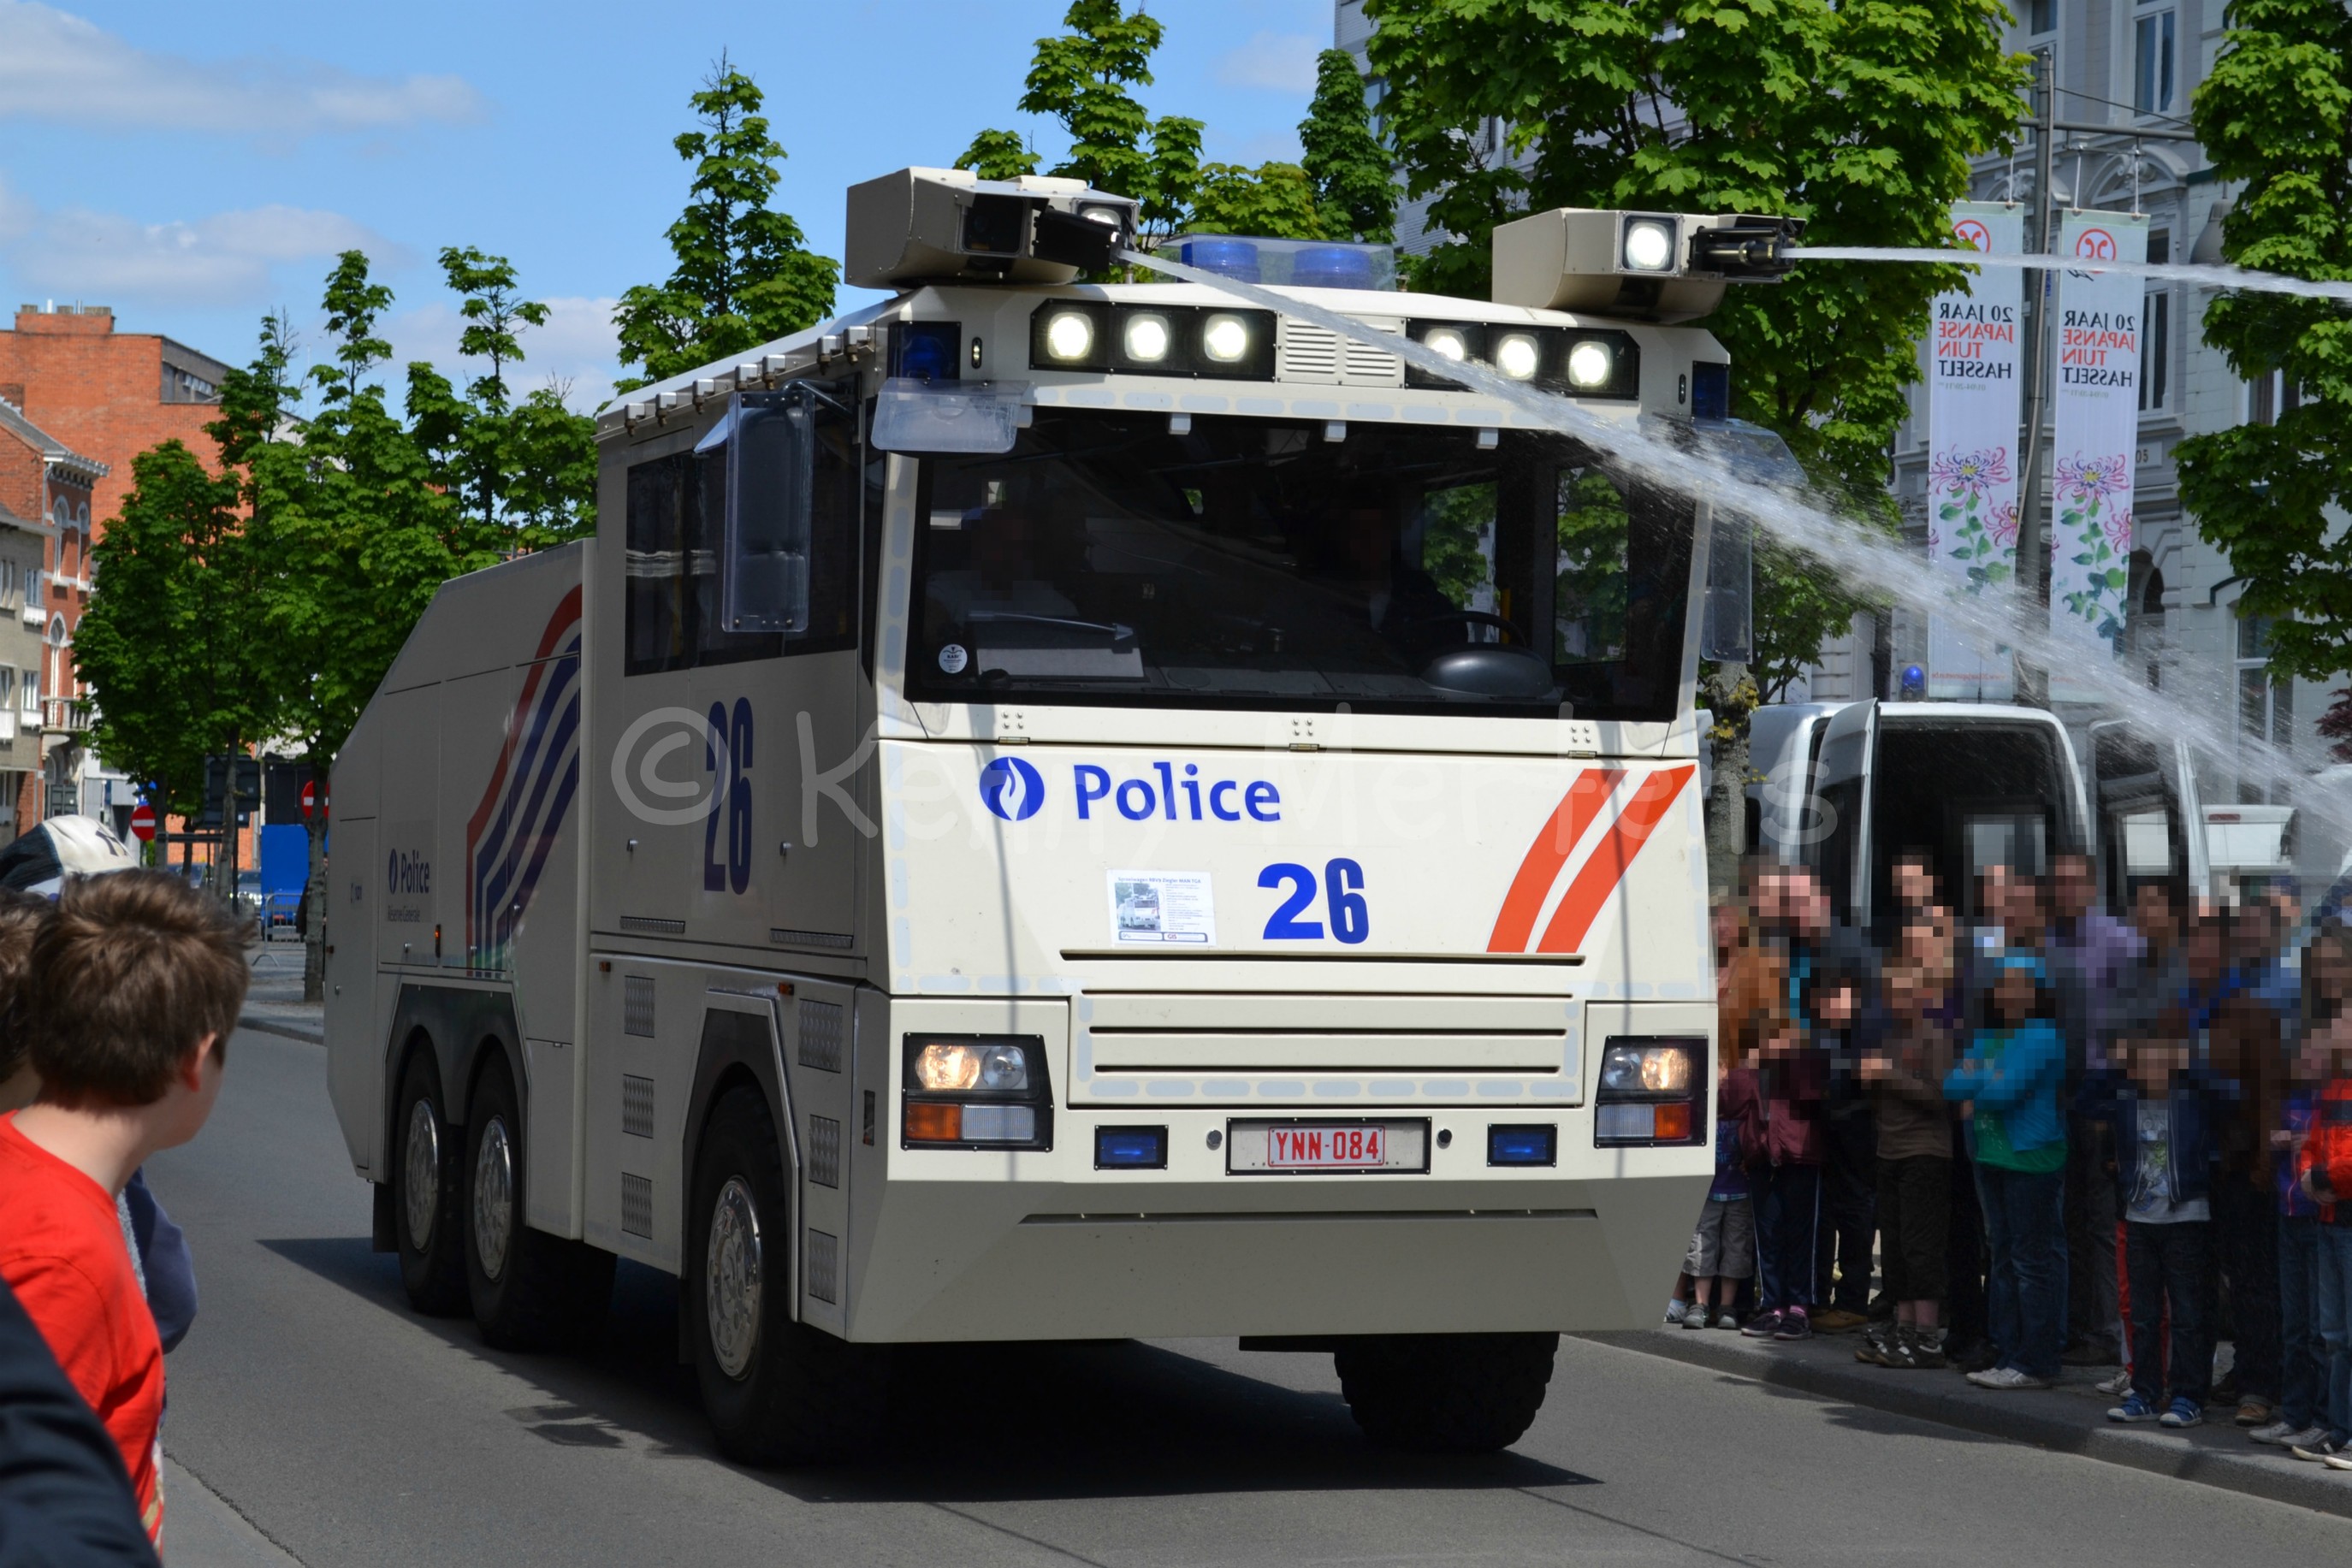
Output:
[978, 755, 1045, 821]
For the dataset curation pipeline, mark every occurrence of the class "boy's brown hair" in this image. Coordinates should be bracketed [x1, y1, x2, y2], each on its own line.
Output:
[0, 888, 52, 1080]
[27, 871, 251, 1106]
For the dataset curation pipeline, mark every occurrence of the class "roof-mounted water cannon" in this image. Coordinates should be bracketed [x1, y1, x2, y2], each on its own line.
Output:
[1490, 208, 1804, 323]
[845, 167, 1140, 290]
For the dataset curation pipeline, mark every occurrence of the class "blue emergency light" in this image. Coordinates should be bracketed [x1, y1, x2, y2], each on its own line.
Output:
[1487, 1125, 1558, 1167]
[1095, 1126, 1169, 1169]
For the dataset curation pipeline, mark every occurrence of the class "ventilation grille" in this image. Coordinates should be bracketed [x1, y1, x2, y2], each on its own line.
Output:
[809, 1115, 841, 1188]
[619, 1173, 654, 1237]
[771, 928, 853, 950]
[1277, 322, 1341, 382]
[806, 1229, 839, 1304]
[797, 998, 844, 1074]
[619, 914, 686, 936]
[621, 1074, 655, 1139]
[1342, 324, 1404, 385]
[622, 975, 655, 1038]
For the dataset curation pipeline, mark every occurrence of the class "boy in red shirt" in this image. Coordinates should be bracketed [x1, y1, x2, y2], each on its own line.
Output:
[0, 871, 249, 1552]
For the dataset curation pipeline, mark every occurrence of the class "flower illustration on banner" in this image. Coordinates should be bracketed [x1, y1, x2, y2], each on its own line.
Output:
[1931, 445, 2016, 591]
[2054, 451, 2132, 648]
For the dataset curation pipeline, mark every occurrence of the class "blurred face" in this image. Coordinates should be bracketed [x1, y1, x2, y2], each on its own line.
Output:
[1978, 865, 2011, 920]
[1713, 902, 1739, 956]
[1993, 967, 2035, 1022]
[2185, 918, 2226, 984]
[1894, 859, 1934, 908]
[2053, 857, 2094, 921]
[2133, 882, 2177, 944]
[2130, 1038, 2186, 1093]
[1816, 982, 1857, 1027]
[1784, 869, 1829, 935]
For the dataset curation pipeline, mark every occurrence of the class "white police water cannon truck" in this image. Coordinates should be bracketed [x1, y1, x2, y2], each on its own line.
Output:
[323, 165, 1801, 1460]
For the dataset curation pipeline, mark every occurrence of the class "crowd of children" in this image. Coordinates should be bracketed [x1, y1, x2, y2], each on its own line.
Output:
[0, 869, 251, 1562]
[1676, 854, 2352, 1465]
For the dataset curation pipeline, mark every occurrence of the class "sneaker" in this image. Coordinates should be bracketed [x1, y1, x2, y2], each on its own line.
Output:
[1683, 1305, 1712, 1330]
[2259, 1423, 2330, 1450]
[1855, 1322, 1893, 1365]
[2094, 1369, 2133, 1397]
[1967, 1366, 2051, 1390]
[1664, 1299, 1690, 1326]
[2325, 1450, 2352, 1473]
[2160, 1398, 2205, 1429]
[2107, 1392, 2160, 1423]
[2291, 1435, 2345, 1464]
[2248, 1418, 2294, 1444]
[1741, 1310, 1784, 1338]
[1812, 1307, 1869, 1334]
[1901, 1328, 1949, 1370]
[2235, 1398, 2275, 1428]
[1716, 1308, 1743, 1329]
[1773, 1307, 1813, 1341]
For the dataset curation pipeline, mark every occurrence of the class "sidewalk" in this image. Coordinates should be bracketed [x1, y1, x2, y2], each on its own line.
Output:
[240, 939, 323, 1044]
[1585, 1321, 2352, 1521]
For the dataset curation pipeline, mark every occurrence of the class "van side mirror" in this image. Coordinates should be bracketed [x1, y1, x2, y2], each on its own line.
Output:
[701, 384, 844, 636]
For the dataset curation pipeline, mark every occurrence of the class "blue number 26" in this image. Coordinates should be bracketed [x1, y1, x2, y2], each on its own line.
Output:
[1259, 859, 1369, 944]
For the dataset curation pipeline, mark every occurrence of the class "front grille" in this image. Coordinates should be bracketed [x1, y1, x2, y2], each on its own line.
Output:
[1342, 325, 1404, 385]
[1277, 322, 1341, 382]
[619, 914, 685, 936]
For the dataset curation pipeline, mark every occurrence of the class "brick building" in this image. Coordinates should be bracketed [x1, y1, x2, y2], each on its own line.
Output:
[0, 305, 229, 836]
[0, 397, 98, 835]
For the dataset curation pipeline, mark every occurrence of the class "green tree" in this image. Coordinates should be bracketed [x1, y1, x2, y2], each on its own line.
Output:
[614, 54, 838, 390]
[954, 127, 1040, 181]
[1187, 162, 1325, 240]
[1300, 47, 1395, 243]
[76, 442, 261, 823]
[2176, 0, 2352, 687]
[1365, 0, 2023, 884]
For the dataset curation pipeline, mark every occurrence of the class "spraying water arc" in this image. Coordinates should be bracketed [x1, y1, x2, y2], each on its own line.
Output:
[1116, 245, 2346, 844]
[1785, 246, 2352, 306]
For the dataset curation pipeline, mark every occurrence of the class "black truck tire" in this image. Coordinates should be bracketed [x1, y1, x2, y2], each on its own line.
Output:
[462, 1056, 615, 1351]
[393, 1050, 470, 1316]
[687, 1086, 887, 1465]
[1333, 1332, 1560, 1453]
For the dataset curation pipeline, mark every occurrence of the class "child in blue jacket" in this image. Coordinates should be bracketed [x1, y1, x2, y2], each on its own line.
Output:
[1946, 954, 2068, 1388]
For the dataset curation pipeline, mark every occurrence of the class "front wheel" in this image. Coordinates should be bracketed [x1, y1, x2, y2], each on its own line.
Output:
[1334, 1333, 1559, 1453]
[393, 1051, 468, 1316]
[463, 1056, 614, 1351]
[688, 1087, 887, 1465]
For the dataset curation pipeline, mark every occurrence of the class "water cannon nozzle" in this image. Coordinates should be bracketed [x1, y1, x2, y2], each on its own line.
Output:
[1690, 216, 1805, 281]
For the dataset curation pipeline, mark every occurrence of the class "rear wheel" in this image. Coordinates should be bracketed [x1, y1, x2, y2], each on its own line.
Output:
[463, 1056, 613, 1351]
[393, 1051, 468, 1316]
[688, 1086, 886, 1464]
[1334, 1332, 1559, 1453]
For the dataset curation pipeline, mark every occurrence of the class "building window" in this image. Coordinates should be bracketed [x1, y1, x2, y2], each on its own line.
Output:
[2135, 8, 2176, 116]
[2140, 229, 2171, 412]
[2249, 369, 2300, 426]
[2236, 611, 2294, 800]
[2028, 0, 2056, 33]
[18, 671, 34, 715]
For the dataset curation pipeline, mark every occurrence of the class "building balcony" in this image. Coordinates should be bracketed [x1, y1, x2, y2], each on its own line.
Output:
[42, 697, 86, 734]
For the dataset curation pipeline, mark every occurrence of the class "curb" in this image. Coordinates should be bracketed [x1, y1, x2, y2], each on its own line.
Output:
[238, 1014, 324, 1046]
[1581, 1328, 2352, 1521]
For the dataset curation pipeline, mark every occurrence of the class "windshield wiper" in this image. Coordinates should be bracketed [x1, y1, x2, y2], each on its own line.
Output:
[967, 612, 1138, 652]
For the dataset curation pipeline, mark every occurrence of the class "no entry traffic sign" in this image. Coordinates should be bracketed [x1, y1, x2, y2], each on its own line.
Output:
[128, 802, 157, 843]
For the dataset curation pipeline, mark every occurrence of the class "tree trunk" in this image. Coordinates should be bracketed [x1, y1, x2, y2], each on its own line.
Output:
[302, 769, 328, 1005]
[1703, 664, 1757, 897]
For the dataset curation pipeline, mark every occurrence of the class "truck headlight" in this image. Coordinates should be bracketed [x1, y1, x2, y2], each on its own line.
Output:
[1493, 331, 1542, 380]
[1044, 311, 1095, 361]
[1594, 1038, 1704, 1147]
[1566, 339, 1614, 389]
[1200, 312, 1253, 364]
[903, 1034, 1052, 1149]
[1621, 216, 1678, 273]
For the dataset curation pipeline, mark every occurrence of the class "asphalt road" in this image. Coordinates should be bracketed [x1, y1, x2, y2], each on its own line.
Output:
[143, 1027, 2352, 1568]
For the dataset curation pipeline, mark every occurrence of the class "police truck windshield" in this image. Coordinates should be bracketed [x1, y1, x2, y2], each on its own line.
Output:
[908, 411, 1693, 720]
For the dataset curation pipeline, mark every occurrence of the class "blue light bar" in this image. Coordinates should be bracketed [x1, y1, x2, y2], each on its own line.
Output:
[1487, 1124, 1558, 1167]
[1095, 1126, 1169, 1169]
[1175, 237, 1262, 283]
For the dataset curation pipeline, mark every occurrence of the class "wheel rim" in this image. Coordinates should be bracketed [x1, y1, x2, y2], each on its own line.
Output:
[403, 1097, 440, 1248]
[472, 1115, 514, 1282]
[705, 1176, 762, 1381]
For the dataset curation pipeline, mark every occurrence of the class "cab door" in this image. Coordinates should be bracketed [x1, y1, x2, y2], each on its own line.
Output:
[1808, 700, 1878, 926]
[2087, 719, 2206, 912]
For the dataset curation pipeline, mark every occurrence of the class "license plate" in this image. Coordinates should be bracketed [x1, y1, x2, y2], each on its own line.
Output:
[1224, 1119, 1430, 1175]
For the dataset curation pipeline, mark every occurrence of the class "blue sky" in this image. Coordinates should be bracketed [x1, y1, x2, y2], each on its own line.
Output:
[0, 0, 1338, 409]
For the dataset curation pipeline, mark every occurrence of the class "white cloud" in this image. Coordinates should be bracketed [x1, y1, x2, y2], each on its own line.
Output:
[1216, 32, 1323, 95]
[0, 186, 393, 306]
[0, 3, 483, 140]
[384, 296, 622, 414]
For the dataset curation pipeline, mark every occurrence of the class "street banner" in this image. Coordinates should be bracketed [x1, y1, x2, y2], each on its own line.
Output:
[2048, 210, 2147, 676]
[1923, 201, 2024, 701]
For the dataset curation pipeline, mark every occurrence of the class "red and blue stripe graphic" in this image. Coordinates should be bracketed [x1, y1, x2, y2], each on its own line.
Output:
[465, 586, 584, 970]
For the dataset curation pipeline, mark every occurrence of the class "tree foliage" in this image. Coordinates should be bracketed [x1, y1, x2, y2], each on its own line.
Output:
[1365, 0, 2023, 710]
[1300, 48, 1396, 243]
[614, 55, 838, 389]
[2175, 0, 2352, 684]
[958, 4, 1379, 245]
